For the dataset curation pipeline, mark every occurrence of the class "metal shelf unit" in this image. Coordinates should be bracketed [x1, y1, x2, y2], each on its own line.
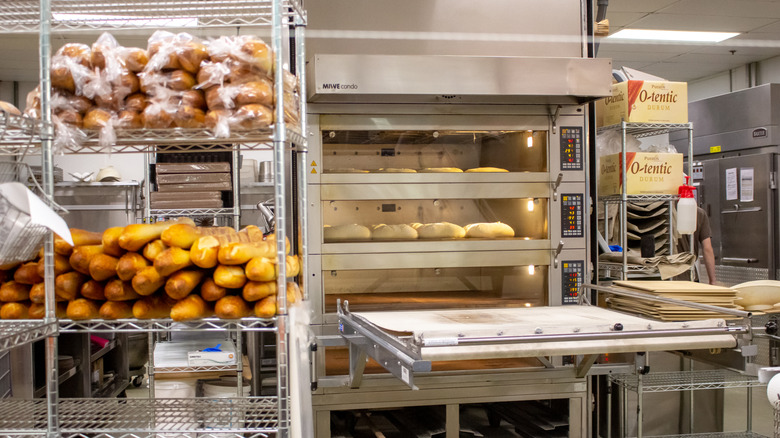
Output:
[644, 433, 768, 438]
[0, 321, 57, 354]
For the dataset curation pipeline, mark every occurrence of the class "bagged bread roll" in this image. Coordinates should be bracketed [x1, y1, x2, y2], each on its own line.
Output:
[0, 101, 21, 116]
[105, 279, 141, 301]
[89, 254, 119, 282]
[323, 224, 372, 242]
[177, 41, 209, 74]
[66, 298, 101, 320]
[51, 66, 76, 93]
[215, 295, 252, 319]
[213, 265, 247, 289]
[1, 302, 30, 319]
[205, 85, 238, 110]
[181, 89, 206, 110]
[238, 37, 273, 73]
[55, 272, 87, 301]
[57, 43, 92, 68]
[133, 294, 175, 319]
[154, 247, 193, 276]
[464, 222, 515, 238]
[143, 239, 168, 262]
[83, 108, 112, 130]
[119, 217, 196, 252]
[131, 266, 166, 296]
[124, 93, 148, 113]
[117, 252, 149, 281]
[99, 301, 133, 320]
[231, 104, 273, 130]
[120, 47, 149, 72]
[165, 269, 204, 300]
[200, 277, 228, 302]
[254, 294, 276, 318]
[242, 280, 276, 302]
[235, 80, 273, 107]
[371, 224, 419, 241]
[0, 281, 31, 302]
[245, 257, 276, 282]
[174, 106, 206, 129]
[415, 222, 466, 239]
[55, 109, 83, 128]
[204, 109, 232, 132]
[116, 110, 143, 129]
[80, 279, 107, 300]
[141, 103, 175, 129]
[170, 294, 212, 321]
[14, 262, 43, 285]
[146, 31, 183, 71]
[167, 70, 196, 91]
[56, 228, 103, 256]
[69, 245, 104, 275]
[29, 282, 45, 304]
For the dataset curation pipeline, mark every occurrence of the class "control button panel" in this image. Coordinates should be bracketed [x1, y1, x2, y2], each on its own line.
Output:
[561, 194, 583, 238]
[562, 260, 584, 305]
[560, 126, 583, 170]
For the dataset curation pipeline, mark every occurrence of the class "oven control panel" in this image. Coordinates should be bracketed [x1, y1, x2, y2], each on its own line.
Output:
[560, 126, 583, 170]
[561, 193, 583, 238]
[561, 260, 584, 304]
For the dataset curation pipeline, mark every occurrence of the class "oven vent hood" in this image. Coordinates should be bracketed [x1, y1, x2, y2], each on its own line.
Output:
[307, 54, 612, 105]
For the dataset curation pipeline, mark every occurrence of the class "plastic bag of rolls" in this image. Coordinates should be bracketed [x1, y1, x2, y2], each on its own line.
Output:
[0, 221, 302, 321]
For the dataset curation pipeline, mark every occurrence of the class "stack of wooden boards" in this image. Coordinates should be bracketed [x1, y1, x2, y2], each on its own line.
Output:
[606, 281, 739, 321]
[0, 219, 300, 321]
[151, 162, 231, 209]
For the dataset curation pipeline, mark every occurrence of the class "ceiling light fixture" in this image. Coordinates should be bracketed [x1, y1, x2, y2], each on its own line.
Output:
[608, 29, 739, 43]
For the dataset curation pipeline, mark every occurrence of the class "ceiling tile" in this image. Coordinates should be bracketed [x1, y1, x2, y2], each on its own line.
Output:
[660, 0, 780, 18]
[607, 0, 680, 13]
[605, 12, 649, 29]
[597, 48, 681, 63]
[629, 13, 776, 32]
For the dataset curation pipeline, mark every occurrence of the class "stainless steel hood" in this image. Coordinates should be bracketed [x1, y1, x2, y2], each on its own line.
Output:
[307, 54, 612, 105]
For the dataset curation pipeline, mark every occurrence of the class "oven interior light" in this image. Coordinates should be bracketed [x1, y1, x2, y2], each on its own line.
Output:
[524, 302, 532, 307]
[527, 135, 533, 148]
[528, 265, 535, 275]
[527, 199, 535, 211]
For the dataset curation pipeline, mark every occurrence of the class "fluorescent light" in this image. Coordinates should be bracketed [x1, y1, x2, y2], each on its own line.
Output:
[608, 29, 739, 43]
[52, 13, 199, 28]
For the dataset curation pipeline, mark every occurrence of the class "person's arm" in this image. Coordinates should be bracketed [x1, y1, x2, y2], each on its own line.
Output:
[701, 236, 716, 284]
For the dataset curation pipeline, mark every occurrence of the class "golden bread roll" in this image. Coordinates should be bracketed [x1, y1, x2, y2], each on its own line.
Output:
[120, 47, 149, 72]
[215, 295, 252, 319]
[225, 64, 266, 85]
[80, 279, 106, 301]
[170, 294, 212, 321]
[254, 295, 276, 318]
[0, 101, 21, 116]
[167, 70, 196, 91]
[83, 108, 112, 130]
[218, 241, 273, 266]
[124, 93, 148, 113]
[55, 109, 83, 128]
[181, 89, 207, 110]
[231, 104, 273, 130]
[240, 38, 273, 73]
[66, 298, 100, 320]
[213, 265, 247, 289]
[200, 277, 227, 302]
[1, 302, 30, 319]
[374, 168, 417, 173]
[88, 254, 119, 282]
[177, 41, 209, 74]
[14, 262, 43, 285]
[141, 104, 175, 129]
[245, 257, 276, 282]
[116, 252, 149, 281]
[29, 282, 45, 304]
[133, 294, 175, 319]
[371, 224, 419, 241]
[57, 43, 91, 67]
[62, 93, 93, 114]
[101, 226, 126, 257]
[190, 235, 220, 269]
[323, 224, 371, 242]
[69, 245, 104, 275]
[235, 80, 273, 107]
[51, 66, 76, 93]
[56, 228, 103, 256]
[29, 302, 68, 319]
[119, 217, 195, 252]
[464, 222, 515, 238]
[420, 167, 463, 173]
[415, 222, 466, 239]
[117, 70, 140, 95]
[286, 255, 301, 278]
[105, 279, 141, 301]
[55, 272, 87, 301]
[28, 302, 43, 319]
[204, 85, 235, 110]
[174, 106, 206, 129]
[464, 167, 509, 172]
[131, 266, 166, 296]
[99, 300, 133, 320]
[204, 109, 232, 130]
[1, 281, 31, 302]
[165, 269, 204, 300]
[154, 247, 193, 277]
[242, 281, 276, 302]
[116, 110, 143, 129]
[143, 239, 168, 262]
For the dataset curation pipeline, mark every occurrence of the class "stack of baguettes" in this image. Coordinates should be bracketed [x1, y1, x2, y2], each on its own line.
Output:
[606, 280, 739, 321]
[0, 219, 301, 321]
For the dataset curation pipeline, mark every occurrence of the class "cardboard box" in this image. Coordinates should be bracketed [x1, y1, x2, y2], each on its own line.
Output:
[601, 80, 688, 126]
[598, 152, 683, 196]
[188, 342, 237, 367]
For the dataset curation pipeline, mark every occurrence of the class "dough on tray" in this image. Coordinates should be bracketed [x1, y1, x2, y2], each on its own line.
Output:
[371, 224, 419, 240]
[327, 168, 369, 173]
[414, 222, 466, 239]
[464, 222, 515, 238]
[464, 167, 509, 173]
[323, 224, 372, 242]
[420, 167, 463, 173]
[373, 168, 418, 173]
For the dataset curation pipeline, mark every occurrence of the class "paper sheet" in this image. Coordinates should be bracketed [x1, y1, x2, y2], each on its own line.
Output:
[740, 167, 754, 202]
[0, 182, 72, 246]
[726, 167, 738, 201]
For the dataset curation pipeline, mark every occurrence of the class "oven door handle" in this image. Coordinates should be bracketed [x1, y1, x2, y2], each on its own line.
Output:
[722, 257, 760, 264]
[721, 206, 762, 214]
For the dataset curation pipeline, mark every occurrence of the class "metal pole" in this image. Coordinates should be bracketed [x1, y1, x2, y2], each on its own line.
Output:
[606, 380, 612, 438]
[236, 329, 244, 396]
[621, 121, 628, 280]
[688, 124, 695, 281]
[232, 146, 241, 229]
[295, 14, 309, 302]
[637, 372, 643, 438]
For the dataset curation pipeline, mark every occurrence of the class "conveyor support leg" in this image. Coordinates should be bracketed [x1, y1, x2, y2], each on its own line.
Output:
[446, 404, 459, 438]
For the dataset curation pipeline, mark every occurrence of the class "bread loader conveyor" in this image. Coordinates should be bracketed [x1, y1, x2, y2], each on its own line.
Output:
[336, 284, 758, 389]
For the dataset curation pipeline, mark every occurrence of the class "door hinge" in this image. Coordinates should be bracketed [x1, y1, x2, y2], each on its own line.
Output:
[771, 171, 777, 190]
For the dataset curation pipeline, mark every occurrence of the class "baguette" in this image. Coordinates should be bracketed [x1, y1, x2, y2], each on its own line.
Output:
[161, 224, 201, 249]
[0, 281, 31, 302]
[218, 241, 273, 265]
[89, 253, 119, 281]
[80, 279, 106, 300]
[1, 302, 30, 319]
[116, 252, 149, 281]
[55, 228, 103, 256]
[69, 245, 104, 275]
[286, 281, 302, 304]
[29, 302, 67, 319]
[101, 226, 126, 257]
[165, 269, 204, 300]
[170, 294, 212, 321]
[118, 217, 196, 252]
[245, 257, 276, 282]
[66, 298, 101, 320]
[200, 277, 227, 302]
[254, 294, 276, 318]
[286, 255, 300, 277]
[143, 239, 169, 261]
[36, 254, 73, 278]
[131, 266, 165, 296]
[55, 272, 87, 301]
[242, 280, 276, 302]
[29, 282, 46, 303]
[190, 235, 220, 269]
[104, 279, 141, 301]
[133, 294, 175, 319]
[215, 295, 252, 319]
[213, 265, 247, 289]
[14, 262, 43, 285]
[154, 247, 193, 276]
[99, 300, 133, 319]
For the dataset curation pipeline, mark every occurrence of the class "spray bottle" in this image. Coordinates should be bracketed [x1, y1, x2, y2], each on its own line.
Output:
[677, 175, 697, 234]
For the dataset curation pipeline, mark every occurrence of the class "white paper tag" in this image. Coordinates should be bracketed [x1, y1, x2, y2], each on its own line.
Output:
[401, 366, 410, 384]
[726, 168, 738, 201]
[740, 168, 754, 202]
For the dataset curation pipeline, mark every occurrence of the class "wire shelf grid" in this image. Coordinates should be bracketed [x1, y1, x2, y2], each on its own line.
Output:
[644, 433, 769, 438]
[0, 111, 43, 152]
[149, 208, 237, 217]
[600, 194, 679, 203]
[59, 317, 278, 333]
[598, 122, 693, 138]
[610, 370, 764, 393]
[0, 321, 58, 354]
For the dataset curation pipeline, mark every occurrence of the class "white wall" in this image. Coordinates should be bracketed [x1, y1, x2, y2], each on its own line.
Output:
[689, 53, 780, 101]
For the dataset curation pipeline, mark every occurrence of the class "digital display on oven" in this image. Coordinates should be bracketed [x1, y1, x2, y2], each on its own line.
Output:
[561, 260, 584, 305]
[561, 194, 583, 238]
[560, 126, 582, 170]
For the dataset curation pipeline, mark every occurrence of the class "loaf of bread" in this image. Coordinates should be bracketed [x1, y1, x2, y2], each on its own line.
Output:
[242, 281, 276, 302]
[160, 224, 201, 249]
[254, 295, 276, 318]
[167, 70, 196, 91]
[118, 217, 196, 252]
[29, 282, 45, 304]
[465, 167, 509, 172]
[29, 302, 67, 319]
[415, 222, 466, 239]
[66, 298, 101, 320]
[56, 228, 103, 255]
[217, 241, 273, 265]
[215, 295, 253, 319]
[141, 104, 175, 129]
[105, 279, 141, 301]
[116, 252, 149, 281]
[371, 224, 418, 241]
[80, 279, 106, 300]
[89, 253, 119, 282]
[420, 167, 463, 173]
[36, 253, 74, 278]
[133, 294, 175, 319]
[214, 265, 247, 289]
[154, 247, 193, 276]
[69, 245, 104, 275]
[323, 224, 372, 242]
[131, 266, 165, 296]
[375, 168, 417, 173]
[1, 281, 31, 302]
[1, 302, 29, 319]
[286, 255, 301, 278]
[245, 257, 275, 282]
[99, 301, 133, 320]
[143, 239, 168, 262]
[55, 272, 87, 301]
[14, 262, 43, 285]
[464, 222, 515, 238]
[190, 227, 244, 268]
[165, 269, 204, 300]
[170, 294, 212, 321]
[200, 277, 227, 302]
